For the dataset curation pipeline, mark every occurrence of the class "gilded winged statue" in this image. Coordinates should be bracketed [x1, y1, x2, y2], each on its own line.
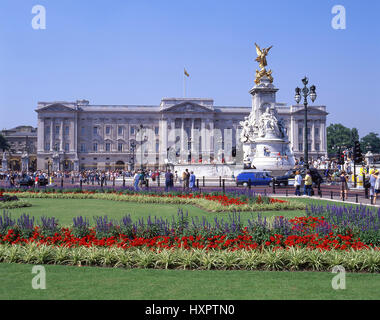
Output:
[254, 43, 274, 84]
[255, 43, 273, 70]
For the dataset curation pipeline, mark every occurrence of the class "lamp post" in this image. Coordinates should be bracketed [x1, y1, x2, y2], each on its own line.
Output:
[138, 124, 144, 171]
[130, 141, 136, 172]
[295, 77, 317, 169]
[166, 147, 170, 171]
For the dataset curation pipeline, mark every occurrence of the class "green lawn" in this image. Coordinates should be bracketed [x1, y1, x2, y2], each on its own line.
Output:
[1, 263, 379, 300]
[6, 198, 307, 226]
[4, 197, 376, 300]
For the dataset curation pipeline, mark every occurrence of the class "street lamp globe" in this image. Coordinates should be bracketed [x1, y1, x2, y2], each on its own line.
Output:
[294, 87, 301, 104]
[310, 85, 317, 102]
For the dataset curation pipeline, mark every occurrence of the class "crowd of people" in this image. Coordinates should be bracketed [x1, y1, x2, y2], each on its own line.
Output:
[0, 167, 200, 192]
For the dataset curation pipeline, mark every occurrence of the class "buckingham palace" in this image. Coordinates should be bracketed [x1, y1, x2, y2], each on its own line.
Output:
[34, 97, 328, 172]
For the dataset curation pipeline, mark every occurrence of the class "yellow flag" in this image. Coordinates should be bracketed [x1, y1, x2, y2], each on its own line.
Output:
[184, 68, 189, 77]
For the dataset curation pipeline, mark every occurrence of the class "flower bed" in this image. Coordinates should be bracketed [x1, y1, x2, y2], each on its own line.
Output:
[1, 207, 378, 251]
[0, 191, 31, 209]
[0, 244, 379, 272]
[3, 190, 305, 212]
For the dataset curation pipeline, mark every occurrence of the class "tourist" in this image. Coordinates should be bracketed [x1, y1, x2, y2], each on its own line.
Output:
[369, 170, 377, 204]
[294, 170, 302, 196]
[303, 170, 313, 196]
[182, 169, 190, 191]
[374, 171, 380, 205]
[165, 169, 173, 192]
[189, 171, 196, 190]
[133, 171, 140, 191]
[339, 171, 349, 201]
[174, 171, 178, 184]
[138, 170, 145, 189]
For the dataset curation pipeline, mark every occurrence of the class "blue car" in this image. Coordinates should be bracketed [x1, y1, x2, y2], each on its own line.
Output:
[236, 171, 273, 187]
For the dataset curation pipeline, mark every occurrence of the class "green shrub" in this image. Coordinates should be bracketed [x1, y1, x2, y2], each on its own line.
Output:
[0, 244, 379, 272]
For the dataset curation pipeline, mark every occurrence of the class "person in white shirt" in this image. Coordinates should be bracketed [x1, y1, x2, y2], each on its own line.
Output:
[294, 171, 302, 196]
[374, 171, 380, 205]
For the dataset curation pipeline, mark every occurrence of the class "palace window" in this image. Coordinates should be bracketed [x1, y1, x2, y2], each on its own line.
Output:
[130, 127, 135, 135]
[81, 127, 85, 135]
[298, 128, 303, 136]
[155, 126, 159, 135]
[118, 142, 123, 152]
[93, 127, 98, 135]
[55, 126, 60, 135]
[45, 142, 50, 151]
[64, 126, 69, 135]
[315, 143, 320, 151]
[46, 126, 50, 135]
[118, 126, 123, 135]
[80, 144, 86, 152]
[64, 143, 69, 152]
[106, 143, 111, 152]
[315, 127, 320, 138]
[106, 126, 111, 135]
[299, 143, 303, 151]
[93, 143, 98, 152]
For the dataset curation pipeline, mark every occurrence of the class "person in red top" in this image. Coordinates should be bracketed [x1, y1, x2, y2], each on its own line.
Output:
[35, 175, 39, 188]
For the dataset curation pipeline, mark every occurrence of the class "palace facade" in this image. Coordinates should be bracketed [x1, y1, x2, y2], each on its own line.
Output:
[34, 97, 328, 172]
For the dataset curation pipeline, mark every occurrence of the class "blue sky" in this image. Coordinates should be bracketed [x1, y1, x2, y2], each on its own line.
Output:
[0, 0, 379, 137]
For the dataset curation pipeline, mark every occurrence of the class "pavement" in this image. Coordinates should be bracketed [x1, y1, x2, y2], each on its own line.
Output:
[1, 177, 379, 208]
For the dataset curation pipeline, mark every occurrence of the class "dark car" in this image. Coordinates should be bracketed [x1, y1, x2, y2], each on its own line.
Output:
[18, 176, 34, 187]
[19, 175, 49, 187]
[38, 176, 49, 186]
[274, 168, 323, 187]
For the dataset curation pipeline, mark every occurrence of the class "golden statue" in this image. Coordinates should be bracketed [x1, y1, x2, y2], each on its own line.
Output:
[254, 43, 273, 85]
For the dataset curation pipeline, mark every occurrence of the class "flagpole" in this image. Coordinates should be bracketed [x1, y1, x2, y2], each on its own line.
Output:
[183, 69, 186, 98]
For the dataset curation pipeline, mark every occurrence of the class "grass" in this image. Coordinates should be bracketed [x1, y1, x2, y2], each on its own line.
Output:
[2, 197, 379, 300]
[5, 198, 307, 226]
[0, 263, 379, 300]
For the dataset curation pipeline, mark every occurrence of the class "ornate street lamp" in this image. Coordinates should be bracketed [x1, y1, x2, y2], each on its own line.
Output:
[138, 124, 144, 171]
[295, 77, 317, 168]
[130, 141, 136, 171]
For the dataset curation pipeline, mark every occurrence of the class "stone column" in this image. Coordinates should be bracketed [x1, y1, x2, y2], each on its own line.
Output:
[191, 118, 195, 162]
[60, 119, 64, 152]
[50, 119, 53, 151]
[209, 121, 214, 162]
[70, 119, 75, 152]
[160, 118, 168, 165]
[37, 117, 44, 153]
[201, 119, 207, 163]
[180, 119, 185, 163]
[321, 120, 327, 155]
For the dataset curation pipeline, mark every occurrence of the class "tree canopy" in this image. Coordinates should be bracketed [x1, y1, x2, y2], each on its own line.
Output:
[360, 132, 380, 154]
[326, 124, 359, 155]
[0, 134, 10, 152]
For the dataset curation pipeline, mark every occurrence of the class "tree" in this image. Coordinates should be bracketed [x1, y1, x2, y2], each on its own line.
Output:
[0, 134, 10, 152]
[327, 124, 359, 155]
[360, 132, 380, 154]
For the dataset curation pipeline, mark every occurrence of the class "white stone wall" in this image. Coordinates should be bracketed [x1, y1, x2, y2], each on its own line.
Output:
[35, 99, 327, 170]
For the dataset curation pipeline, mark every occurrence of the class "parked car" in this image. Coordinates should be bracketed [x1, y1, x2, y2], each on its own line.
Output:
[18, 175, 49, 187]
[236, 171, 273, 187]
[274, 168, 324, 187]
[37, 176, 49, 186]
[18, 176, 34, 187]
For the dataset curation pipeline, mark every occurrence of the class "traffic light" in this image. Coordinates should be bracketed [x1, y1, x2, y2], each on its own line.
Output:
[353, 141, 363, 164]
[338, 151, 345, 165]
[232, 147, 236, 158]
